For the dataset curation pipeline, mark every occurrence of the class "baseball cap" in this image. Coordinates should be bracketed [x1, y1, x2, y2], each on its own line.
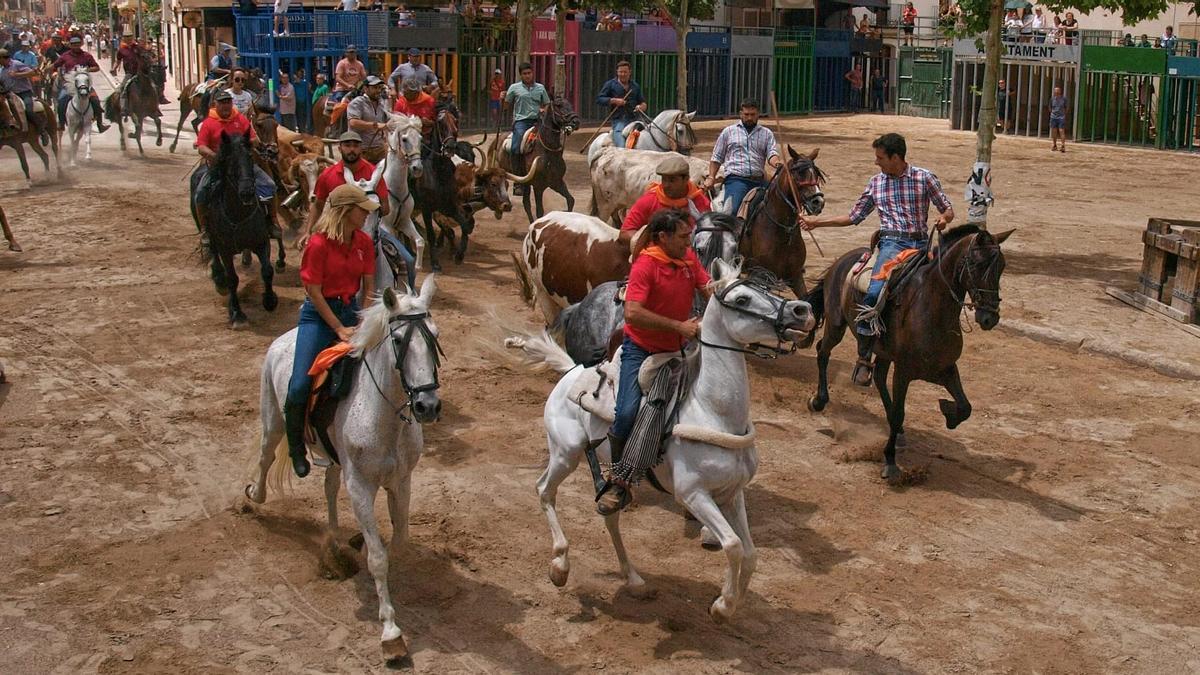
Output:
[345, 44, 357, 52]
[213, 89, 234, 101]
[407, 47, 420, 56]
[493, 68, 501, 74]
[328, 184, 379, 212]
[68, 35, 82, 44]
[363, 75, 384, 86]
[338, 130, 363, 143]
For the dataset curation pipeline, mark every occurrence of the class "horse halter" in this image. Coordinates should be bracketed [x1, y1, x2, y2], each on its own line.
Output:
[702, 275, 803, 359]
[638, 110, 695, 153]
[363, 312, 446, 421]
[937, 234, 1003, 312]
[537, 102, 576, 152]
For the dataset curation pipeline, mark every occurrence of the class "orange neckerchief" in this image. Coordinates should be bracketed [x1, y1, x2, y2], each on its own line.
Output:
[639, 244, 691, 267]
[648, 181, 703, 209]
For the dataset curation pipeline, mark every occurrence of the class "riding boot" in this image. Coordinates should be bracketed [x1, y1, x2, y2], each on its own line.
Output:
[595, 434, 632, 516]
[90, 98, 110, 133]
[512, 154, 527, 196]
[266, 201, 283, 239]
[284, 399, 311, 478]
[852, 334, 875, 387]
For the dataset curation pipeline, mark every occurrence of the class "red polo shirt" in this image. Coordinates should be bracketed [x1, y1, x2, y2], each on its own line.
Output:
[313, 159, 390, 205]
[300, 231, 376, 301]
[621, 184, 711, 233]
[623, 247, 711, 353]
[392, 92, 436, 121]
[194, 109, 257, 151]
[52, 48, 98, 73]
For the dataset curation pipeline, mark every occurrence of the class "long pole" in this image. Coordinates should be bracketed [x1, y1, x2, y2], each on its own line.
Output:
[770, 89, 824, 257]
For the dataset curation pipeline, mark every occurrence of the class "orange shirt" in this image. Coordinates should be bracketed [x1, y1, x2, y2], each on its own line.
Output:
[392, 92, 436, 121]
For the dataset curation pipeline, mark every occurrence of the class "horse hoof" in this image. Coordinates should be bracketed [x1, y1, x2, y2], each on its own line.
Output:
[244, 483, 266, 505]
[381, 635, 409, 661]
[274, 259, 286, 271]
[624, 582, 656, 600]
[700, 526, 721, 551]
[548, 559, 569, 587]
[807, 394, 827, 413]
[156, 138, 163, 147]
[709, 596, 734, 623]
[230, 313, 249, 329]
[263, 293, 279, 312]
[881, 464, 902, 483]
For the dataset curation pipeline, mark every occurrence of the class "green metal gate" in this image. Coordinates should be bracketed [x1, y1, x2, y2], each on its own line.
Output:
[631, 52, 679, 114]
[1159, 56, 1200, 151]
[773, 29, 814, 115]
[899, 46, 952, 118]
[1077, 46, 1166, 147]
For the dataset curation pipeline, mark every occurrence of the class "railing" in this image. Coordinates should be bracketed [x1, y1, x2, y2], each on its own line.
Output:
[459, 24, 516, 54]
[236, 12, 367, 56]
[1080, 30, 1199, 56]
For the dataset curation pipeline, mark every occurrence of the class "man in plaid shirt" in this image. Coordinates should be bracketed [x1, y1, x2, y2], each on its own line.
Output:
[704, 99, 782, 216]
[801, 133, 954, 385]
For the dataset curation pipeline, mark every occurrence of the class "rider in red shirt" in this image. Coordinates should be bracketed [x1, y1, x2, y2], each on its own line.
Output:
[598, 208, 712, 515]
[392, 77, 436, 137]
[286, 183, 380, 478]
[620, 154, 710, 245]
[46, 35, 108, 132]
[192, 90, 278, 242]
[307, 130, 390, 234]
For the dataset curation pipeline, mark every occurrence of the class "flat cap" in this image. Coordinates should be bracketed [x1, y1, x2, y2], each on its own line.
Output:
[656, 153, 690, 177]
[337, 130, 363, 143]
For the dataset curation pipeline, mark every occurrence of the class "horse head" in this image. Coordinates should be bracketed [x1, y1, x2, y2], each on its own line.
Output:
[71, 68, 91, 96]
[352, 280, 444, 423]
[947, 226, 1013, 331]
[783, 146, 826, 215]
[387, 112, 424, 177]
[540, 96, 578, 149]
[215, 130, 257, 203]
[435, 109, 459, 156]
[709, 259, 816, 347]
[692, 212, 742, 275]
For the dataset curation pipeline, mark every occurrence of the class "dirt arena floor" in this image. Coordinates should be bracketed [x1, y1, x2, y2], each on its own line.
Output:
[2, 70, 1200, 673]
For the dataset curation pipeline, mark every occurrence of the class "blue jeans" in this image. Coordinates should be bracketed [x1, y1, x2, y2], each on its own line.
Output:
[859, 235, 926, 335]
[284, 297, 360, 407]
[723, 175, 766, 216]
[56, 88, 70, 126]
[610, 336, 651, 441]
[511, 118, 537, 156]
[611, 118, 633, 148]
[330, 89, 350, 103]
[378, 226, 417, 289]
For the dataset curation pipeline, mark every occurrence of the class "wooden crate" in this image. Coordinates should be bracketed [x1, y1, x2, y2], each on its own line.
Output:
[1135, 217, 1200, 324]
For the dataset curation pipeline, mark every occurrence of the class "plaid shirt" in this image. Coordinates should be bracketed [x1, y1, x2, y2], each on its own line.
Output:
[710, 122, 779, 179]
[848, 165, 952, 236]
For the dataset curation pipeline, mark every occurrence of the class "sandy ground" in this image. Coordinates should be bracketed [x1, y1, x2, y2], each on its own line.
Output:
[2, 67, 1199, 674]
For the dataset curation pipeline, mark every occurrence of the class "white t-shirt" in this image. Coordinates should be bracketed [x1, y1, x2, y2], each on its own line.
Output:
[229, 89, 255, 114]
[340, 0, 356, 10]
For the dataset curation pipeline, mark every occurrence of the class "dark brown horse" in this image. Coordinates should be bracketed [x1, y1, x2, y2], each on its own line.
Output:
[169, 69, 264, 153]
[105, 51, 162, 154]
[805, 225, 1014, 482]
[0, 103, 60, 186]
[498, 95, 579, 223]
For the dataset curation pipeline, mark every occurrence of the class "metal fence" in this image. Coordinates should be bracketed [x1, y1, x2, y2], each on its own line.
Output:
[773, 29, 815, 115]
[731, 55, 773, 114]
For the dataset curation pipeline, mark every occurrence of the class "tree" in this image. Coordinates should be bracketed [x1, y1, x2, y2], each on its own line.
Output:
[650, 0, 718, 110]
[70, 0, 106, 24]
[952, 0, 1191, 224]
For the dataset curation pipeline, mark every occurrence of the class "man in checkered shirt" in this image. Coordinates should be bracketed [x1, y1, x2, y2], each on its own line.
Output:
[704, 98, 782, 216]
[800, 133, 955, 385]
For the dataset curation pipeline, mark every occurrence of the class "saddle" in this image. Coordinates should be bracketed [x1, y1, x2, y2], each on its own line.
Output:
[304, 342, 361, 466]
[194, 75, 226, 98]
[844, 237, 929, 334]
[2, 92, 27, 132]
[736, 186, 768, 223]
[503, 127, 537, 155]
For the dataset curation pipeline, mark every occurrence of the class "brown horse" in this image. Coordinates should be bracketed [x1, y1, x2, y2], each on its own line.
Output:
[805, 225, 1014, 482]
[1, 202, 20, 252]
[734, 147, 826, 301]
[497, 95, 579, 223]
[105, 51, 162, 155]
[0, 104, 60, 186]
[169, 69, 264, 153]
[311, 94, 331, 140]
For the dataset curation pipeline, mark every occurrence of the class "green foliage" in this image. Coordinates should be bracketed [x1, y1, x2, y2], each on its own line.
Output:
[955, 0, 1195, 35]
[70, 0, 105, 24]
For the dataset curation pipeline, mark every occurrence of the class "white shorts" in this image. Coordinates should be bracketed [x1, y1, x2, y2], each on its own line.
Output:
[274, 0, 291, 14]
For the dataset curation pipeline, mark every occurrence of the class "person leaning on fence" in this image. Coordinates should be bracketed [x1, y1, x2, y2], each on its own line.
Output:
[1161, 26, 1177, 53]
[703, 98, 781, 217]
[596, 60, 646, 148]
[901, 2, 917, 46]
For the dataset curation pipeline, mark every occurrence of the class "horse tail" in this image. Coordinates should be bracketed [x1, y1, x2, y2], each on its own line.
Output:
[103, 94, 118, 123]
[266, 431, 292, 497]
[262, 354, 293, 497]
[549, 301, 577, 337]
[504, 329, 577, 374]
[805, 276, 827, 329]
[510, 250, 534, 307]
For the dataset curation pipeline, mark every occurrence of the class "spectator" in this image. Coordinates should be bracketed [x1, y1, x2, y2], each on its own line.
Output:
[488, 68, 505, 129]
[1048, 15, 1063, 44]
[1003, 10, 1022, 42]
[340, 0, 357, 11]
[332, 46, 365, 102]
[844, 63, 863, 112]
[1061, 11, 1078, 45]
[293, 67, 311, 132]
[396, 4, 414, 27]
[311, 72, 330, 106]
[1137, 33, 1152, 48]
[1019, 8, 1034, 43]
[277, 71, 297, 130]
[901, 2, 917, 46]
[1049, 85, 1068, 153]
[870, 67, 886, 113]
[996, 78, 1010, 133]
[1161, 26, 1177, 53]
[273, 0, 292, 37]
[1031, 8, 1046, 43]
[1121, 33, 1134, 47]
[857, 15, 874, 39]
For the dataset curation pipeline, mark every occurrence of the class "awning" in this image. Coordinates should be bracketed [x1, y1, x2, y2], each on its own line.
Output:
[775, 0, 816, 9]
[826, 0, 891, 9]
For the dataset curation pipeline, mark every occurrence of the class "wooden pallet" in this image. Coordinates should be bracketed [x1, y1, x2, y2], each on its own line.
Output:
[1135, 217, 1200, 325]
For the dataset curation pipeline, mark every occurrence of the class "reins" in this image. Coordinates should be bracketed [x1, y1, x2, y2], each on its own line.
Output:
[360, 310, 445, 422]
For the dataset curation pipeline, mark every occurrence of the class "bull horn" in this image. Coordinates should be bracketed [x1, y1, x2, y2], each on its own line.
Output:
[507, 156, 543, 185]
[316, 155, 336, 166]
[469, 131, 489, 148]
[290, 139, 307, 148]
[473, 145, 487, 167]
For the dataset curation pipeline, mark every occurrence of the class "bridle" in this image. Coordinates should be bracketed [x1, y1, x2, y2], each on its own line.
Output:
[385, 123, 421, 205]
[362, 311, 445, 422]
[699, 275, 804, 359]
[935, 233, 1003, 312]
[745, 158, 825, 247]
[536, 101, 576, 152]
[692, 214, 741, 271]
[638, 110, 696, 154]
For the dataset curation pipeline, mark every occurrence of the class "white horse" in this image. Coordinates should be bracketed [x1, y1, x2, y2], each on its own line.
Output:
[246, 280, 443, 661]
[590, 109, 698, 158]
[64, 68, 93, 166]
[518, 260, 815, 622]
[379, 112, 426, 272]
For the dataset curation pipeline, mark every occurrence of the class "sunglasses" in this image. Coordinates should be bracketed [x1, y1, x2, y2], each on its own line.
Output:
[233, 77, 245, 82]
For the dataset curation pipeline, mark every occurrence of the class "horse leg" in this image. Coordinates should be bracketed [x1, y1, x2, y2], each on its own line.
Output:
[522, 190, 533, 224]
[809, 318, 848, 413]
[345, 470, 407, 660]
[533, 187, 547, 220]
[935, 364, 972, 430]
[257, 242, 278, 312]
[83, 124, 92, 161]
[873, 358, 906, 448]
[422, 208, 441, 272]
[222, 251, 248, 327]
[880, 367, 911, 482]
[681, 489, 744, 623]
[604, 511, 650, 598]
[169, 104, 189, 153]
[553, 181, 574, 213]
[452, 215, 471, 264]
[536, 429, 583, 588]
[385, 471, 412, 555]
[12, 143, 33, 186]
[134, 116, 144, 155]
[727, 489, 757, 598]
[154, 116, 163, 147]
[68, 125, 78, 167]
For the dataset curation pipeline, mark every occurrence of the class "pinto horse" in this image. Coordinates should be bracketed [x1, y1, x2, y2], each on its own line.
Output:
[806, 225, 1014, 481]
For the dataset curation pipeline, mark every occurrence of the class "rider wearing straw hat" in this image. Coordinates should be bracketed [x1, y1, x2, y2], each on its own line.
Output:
[285, 183, 380, 478]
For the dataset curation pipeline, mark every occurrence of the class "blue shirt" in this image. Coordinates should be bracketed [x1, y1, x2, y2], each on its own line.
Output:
[0, 62, 34, 94]
[596, 77, 645, 124]
[13, 49, 38, 68]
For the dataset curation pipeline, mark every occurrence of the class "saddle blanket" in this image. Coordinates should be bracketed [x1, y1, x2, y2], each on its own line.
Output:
[503, 128, 537, 155]
[624, 127, 642, 148]
[848, 246, 922, 293]
[303, 341, 354, 465]
[736, 186, 766, 222]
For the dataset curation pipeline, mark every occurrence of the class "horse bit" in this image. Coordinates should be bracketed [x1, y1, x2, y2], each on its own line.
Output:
[700, 276, 803, 360]
[362, 312, 445, 422]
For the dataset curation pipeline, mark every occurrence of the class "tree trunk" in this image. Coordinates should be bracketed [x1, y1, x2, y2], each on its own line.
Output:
[516, 0, 532, 64]
[674, 0, 689, 111]
[966, 0, 1004, 226]
[553, 1, 566, 96]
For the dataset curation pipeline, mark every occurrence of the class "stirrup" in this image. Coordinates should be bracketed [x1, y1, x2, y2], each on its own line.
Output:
[852, 357, 874, 387]
[595, 481, 631, 516]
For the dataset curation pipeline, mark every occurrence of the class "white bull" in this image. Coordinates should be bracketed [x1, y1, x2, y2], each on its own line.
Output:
[587, 140, 723, 227]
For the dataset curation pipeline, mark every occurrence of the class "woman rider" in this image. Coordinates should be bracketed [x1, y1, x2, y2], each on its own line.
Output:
[285, 183, 380, 478]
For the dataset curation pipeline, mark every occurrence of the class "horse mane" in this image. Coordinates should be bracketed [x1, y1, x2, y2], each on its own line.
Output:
[697, 211, 738, 232]
[349, 291, 423, 358]
[939, 223, 985, 249]
[788, 155, 828, 185]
